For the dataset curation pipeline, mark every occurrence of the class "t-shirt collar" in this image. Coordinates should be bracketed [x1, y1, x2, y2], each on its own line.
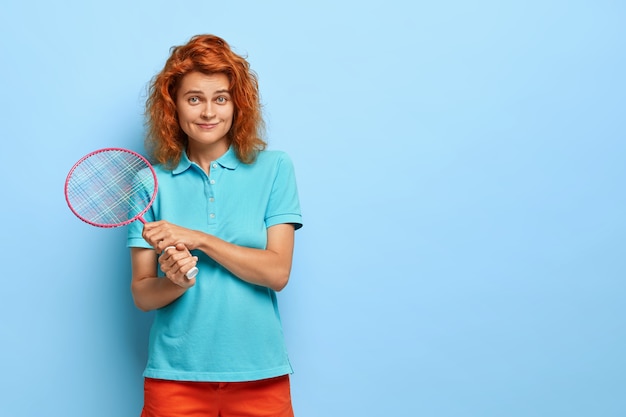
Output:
[216, 146, 240, 170]
[173, 146, 240, 174]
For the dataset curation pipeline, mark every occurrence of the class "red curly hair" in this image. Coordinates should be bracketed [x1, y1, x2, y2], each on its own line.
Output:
[145, 34, 266, 167]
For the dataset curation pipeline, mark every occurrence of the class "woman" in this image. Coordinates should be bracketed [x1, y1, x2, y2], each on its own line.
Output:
[127, 34, 302, 417]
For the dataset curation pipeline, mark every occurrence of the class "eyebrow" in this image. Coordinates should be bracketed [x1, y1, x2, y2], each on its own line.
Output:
[182, 89, 231, 96]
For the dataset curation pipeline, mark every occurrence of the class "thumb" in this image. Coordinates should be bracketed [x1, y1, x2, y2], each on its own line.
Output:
[175, 242, 189, 253]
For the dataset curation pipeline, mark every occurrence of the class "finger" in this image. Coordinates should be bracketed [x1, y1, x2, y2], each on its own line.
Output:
[161, 248, 193, 270]
[142, 222, 172, 248]
[175, 242, 188, 252]
[142, 229, 163, 250]
[158, 247, 181, 270]
[141, 221, 160, 238]
[170, 253, 198, 281]
[179, 256, 199, 279]
[155, 238, 174, 254]
[167, 263, 195, 288]
[163, 245, 185, 259]
[143, 220, 167, 230]
[158, 255, 175, 273]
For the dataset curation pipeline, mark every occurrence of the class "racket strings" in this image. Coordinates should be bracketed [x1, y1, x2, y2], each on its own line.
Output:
[66, 150, 156, 226]
[69, 164, 151, 224]
[74, 173, 149, 224]
[71, 161, 150, 215]
[72, 157, 148, 213]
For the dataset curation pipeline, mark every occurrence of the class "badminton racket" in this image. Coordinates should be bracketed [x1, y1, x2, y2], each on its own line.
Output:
[64, 147, 198, 279]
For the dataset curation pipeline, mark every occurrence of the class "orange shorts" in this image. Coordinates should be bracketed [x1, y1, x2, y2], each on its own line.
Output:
[140, 375, 294, 417]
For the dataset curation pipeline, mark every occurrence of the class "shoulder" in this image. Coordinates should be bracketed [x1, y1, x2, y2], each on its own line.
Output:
[151, 164, 176, 182]
[152, 163, 170, 174]
[237, 150, 298, 185]
[252, 150, 295, 170]
[255, 149, 291, 162]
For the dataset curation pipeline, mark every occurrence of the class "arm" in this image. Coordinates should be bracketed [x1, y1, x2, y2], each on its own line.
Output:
[142, 221, 296, 292]
[197, 223, 295, 291]
[130, 245, 198, 312]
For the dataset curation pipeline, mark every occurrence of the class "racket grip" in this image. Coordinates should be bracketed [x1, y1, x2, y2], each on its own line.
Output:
[186, 267, 199, 280]
[164, 246, 199, 280]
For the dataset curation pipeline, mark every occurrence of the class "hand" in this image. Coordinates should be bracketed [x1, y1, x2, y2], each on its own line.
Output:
[160, 243, 199, 287]
[142, 220, 199, 254]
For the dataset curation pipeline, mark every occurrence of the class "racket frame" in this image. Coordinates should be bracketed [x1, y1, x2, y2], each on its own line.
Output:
[64, 147, 158, 228]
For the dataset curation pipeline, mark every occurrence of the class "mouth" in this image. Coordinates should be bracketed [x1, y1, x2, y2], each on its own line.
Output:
[196, 122, 218, 129]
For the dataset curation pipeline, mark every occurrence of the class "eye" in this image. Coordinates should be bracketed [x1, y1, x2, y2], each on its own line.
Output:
[216, 96, 228, 104]
[188, 96, 200, 104]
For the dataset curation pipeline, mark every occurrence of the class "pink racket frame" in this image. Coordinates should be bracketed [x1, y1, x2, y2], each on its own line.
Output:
[64, 147, 158, 228]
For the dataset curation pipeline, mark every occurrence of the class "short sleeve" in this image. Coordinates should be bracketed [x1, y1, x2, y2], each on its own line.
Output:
[265, 153, 303, 230]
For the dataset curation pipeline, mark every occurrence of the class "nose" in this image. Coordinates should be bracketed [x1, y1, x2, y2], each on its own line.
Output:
[201, 103, 214, 119]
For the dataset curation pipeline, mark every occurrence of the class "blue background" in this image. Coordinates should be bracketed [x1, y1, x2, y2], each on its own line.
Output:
[1, 1, 625, 416]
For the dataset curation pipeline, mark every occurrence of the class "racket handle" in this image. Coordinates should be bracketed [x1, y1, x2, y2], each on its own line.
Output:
[186, 267, 199, 280]
[164, 246, 199, 280]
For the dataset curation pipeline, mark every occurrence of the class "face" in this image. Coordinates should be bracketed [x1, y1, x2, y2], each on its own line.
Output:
[176, 71, 234, 156]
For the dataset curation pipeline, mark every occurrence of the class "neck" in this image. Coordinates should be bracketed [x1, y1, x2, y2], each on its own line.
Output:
[186, 143, 229, 173]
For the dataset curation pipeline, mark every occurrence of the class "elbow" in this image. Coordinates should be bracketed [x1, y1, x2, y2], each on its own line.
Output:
[132, 295, 152, 312]
[270, 271, 291, 292]
[131, 283, 153, 312]
[134, 300, 153, 313]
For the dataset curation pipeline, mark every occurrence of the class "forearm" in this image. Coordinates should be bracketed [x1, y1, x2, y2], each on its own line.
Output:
[193, 225, 295, 291]
[131, 276, 188, 312]
[130, 247, 191, 311]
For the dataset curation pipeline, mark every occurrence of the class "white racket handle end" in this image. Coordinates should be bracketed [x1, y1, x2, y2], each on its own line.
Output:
[186, 267, 199, 280]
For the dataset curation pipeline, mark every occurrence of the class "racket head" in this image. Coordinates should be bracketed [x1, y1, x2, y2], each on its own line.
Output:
[64, 147, 158, 228]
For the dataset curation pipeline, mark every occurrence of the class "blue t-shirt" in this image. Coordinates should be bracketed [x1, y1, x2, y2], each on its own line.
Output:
[127, 147, 302, 382]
